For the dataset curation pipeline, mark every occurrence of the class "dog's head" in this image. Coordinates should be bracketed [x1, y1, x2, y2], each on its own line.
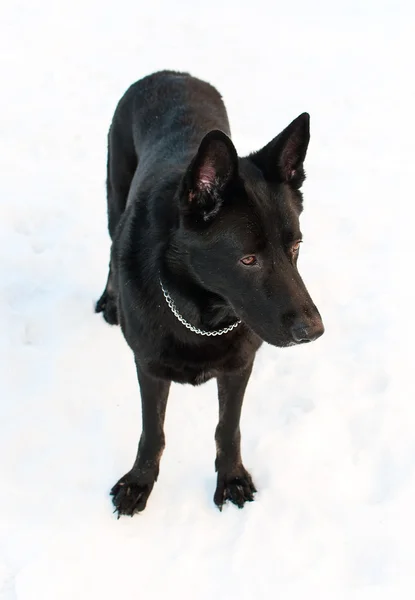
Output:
[177, 114, 324, 347]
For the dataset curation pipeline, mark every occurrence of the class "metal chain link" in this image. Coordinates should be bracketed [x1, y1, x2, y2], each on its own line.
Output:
[159, 279, 241, 336]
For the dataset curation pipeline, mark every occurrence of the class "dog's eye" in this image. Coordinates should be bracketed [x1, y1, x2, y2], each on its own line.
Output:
[291, 240, 302, 253]
[240, 255, 257, 266]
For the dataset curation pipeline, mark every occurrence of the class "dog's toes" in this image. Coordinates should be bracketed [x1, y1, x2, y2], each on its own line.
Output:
[95, 293, 106, 313]
[111, 473, 154, 517]
[214, 468, 257, 510]
[95, 290, 119, 325]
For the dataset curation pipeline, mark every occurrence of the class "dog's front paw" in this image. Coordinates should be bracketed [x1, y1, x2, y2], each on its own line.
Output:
[214, 467, 257, 510]
[110, 472, 154, 517]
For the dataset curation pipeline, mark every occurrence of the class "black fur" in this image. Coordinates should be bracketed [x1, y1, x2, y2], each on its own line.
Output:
[95, 71, 324, 516]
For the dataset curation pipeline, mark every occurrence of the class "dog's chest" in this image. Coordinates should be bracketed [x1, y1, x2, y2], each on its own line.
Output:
[148, 331, 260, 385]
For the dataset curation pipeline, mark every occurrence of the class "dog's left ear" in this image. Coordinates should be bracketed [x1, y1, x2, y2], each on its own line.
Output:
[250, 113, 310, 187]
[181, 130, 238, 221]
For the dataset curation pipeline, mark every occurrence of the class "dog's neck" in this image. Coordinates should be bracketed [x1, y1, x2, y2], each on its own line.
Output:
[159, 278, 240, 336]
[161, 251, 239, 332]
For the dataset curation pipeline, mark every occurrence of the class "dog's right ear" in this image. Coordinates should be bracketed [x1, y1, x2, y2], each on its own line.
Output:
[180, 130, 238, 222]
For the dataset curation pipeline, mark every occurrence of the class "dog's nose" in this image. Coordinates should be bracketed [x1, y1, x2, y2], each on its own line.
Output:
[291, 319, 324, 344]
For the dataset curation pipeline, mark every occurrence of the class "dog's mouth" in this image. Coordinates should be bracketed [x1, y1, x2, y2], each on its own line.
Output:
[237, 318, 296, 347]
[235, 310, 324, 348]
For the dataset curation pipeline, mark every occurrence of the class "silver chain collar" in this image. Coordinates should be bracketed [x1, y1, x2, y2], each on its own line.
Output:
[159, 279, 241, 337]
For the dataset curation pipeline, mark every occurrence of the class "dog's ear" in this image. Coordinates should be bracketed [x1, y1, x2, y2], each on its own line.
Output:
[250, 113, 310, 187]
[181, 130, 238, 221]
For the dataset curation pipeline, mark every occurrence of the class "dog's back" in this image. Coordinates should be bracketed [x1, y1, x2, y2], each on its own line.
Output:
[111, 72, 230, 185]
[105, 71, 232, 240]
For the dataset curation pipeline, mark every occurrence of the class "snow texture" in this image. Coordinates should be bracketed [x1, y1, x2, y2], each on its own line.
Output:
[1, 0, 414, 598]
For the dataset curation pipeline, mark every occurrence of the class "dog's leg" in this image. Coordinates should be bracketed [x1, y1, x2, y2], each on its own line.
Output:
[111, 360, 171, 517]
[95, 255, 119, 325]
[96, 124, 137, 324]
[214, 362, 257, 510]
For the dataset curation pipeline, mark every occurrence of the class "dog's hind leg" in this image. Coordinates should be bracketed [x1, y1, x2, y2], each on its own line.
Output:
[95, 255, 119, 325]
[111, 361, 171, 517]
[214, 362, 257, 510]
[96, 120, 138, 324]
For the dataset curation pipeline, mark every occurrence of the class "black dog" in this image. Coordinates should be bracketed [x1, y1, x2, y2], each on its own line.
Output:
[96, 70, 324, 517]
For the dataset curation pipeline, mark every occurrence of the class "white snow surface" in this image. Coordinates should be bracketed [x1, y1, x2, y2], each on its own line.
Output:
[1, 0, 415, 597]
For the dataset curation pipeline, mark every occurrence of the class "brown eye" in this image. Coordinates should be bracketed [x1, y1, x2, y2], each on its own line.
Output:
[240, 255, 257, 266]
[291, 240, 302, 253]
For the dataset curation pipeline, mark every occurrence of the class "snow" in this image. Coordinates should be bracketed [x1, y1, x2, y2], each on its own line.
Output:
[1, 0, 414, 597]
